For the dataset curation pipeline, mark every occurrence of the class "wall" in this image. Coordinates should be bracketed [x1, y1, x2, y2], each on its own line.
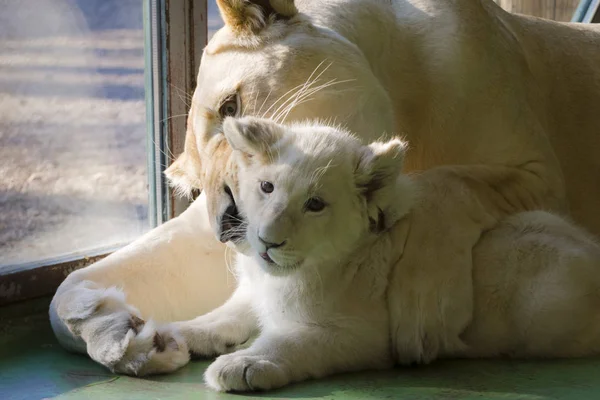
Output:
[494, 0, 580, 21]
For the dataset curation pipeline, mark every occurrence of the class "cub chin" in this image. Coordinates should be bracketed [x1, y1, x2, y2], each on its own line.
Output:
[202, 116, 600, 393]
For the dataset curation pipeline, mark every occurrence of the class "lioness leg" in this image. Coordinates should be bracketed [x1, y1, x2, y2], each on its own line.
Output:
[49, 191, 234, 374]
[461, 211, 600, 358]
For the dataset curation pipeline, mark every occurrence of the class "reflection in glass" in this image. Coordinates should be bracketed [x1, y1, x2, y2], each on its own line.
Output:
[208, 0, 224, 40]
[0, 0, 148, 266]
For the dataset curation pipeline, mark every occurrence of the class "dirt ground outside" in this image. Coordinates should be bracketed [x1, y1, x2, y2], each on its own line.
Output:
[0, 0, 222, 268]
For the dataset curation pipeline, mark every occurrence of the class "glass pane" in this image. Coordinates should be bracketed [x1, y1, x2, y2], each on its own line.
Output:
[0, 0, 149, 267]
[208, 0, 224, 40]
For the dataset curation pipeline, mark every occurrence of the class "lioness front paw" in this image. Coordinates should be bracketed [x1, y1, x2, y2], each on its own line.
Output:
[204, 353, 289, 392]
[113, 319, 190, 376]
[55, 280, 189, 375]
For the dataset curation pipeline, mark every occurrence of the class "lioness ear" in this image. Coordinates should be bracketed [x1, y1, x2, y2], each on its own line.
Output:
[217, 0, 298, 34]
[165, 152, 203, 198]
[223, 116, 283, 160]
[356, 138, 414, 232]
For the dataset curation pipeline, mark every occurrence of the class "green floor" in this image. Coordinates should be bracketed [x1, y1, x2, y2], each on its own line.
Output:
[3, 299, 600, 399]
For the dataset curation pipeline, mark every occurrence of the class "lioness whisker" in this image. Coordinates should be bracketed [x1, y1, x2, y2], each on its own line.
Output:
[272, 62, 332, 121]
[169, 83, 193, 107]
[260, 60, 331, 120]
[257, 88, 273, 116]
[275, 78, 356, 123]
[168, 83, 193, 99]
[251, 84, 261, 116]
[242, 85, 259, 117]
[269, 61, 332, 122]
[160, 113, 189, 123]
[260, 80, 318, 120]
[150, 137, 177, 162]
[274, 77, 357, 123]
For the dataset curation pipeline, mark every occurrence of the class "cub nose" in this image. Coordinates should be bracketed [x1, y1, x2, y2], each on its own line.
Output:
[258, 236, 286, 249]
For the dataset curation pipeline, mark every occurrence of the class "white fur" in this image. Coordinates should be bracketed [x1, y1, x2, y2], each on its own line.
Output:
[50, 193, 234, 374]
[199, 118, 408, 391]
[49, 0, 600, 381]
[203, 119, 600, 391]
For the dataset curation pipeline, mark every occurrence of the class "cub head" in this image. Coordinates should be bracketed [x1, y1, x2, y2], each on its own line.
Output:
[222, 116, 414, 276]
[165, 0, 394, 246]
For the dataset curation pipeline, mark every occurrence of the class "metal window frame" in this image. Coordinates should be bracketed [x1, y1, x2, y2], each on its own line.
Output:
[148, 0, 207, 224]
[0, 0, 207, 306]
[572, 0, 600, 22]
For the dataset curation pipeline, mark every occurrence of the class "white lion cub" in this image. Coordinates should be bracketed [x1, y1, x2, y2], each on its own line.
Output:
[203, 117, 414, 391]
[203, 116, 600, 392]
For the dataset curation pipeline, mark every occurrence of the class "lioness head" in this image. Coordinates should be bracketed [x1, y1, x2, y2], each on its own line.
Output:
[165, 0, 394, 245]
[222, 116, 413, 275]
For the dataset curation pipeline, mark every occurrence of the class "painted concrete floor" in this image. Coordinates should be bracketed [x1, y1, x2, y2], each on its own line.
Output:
[3, 299, 600, 400]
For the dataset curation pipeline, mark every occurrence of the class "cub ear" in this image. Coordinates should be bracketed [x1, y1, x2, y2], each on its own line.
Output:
[222, 116, 283, 161]
[216, 0, 298, 34]
[356, 138, 414, 233]
[356, 138, 407, 196]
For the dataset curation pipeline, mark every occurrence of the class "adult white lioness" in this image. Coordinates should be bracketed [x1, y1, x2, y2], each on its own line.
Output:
[50, 0, 600, 377]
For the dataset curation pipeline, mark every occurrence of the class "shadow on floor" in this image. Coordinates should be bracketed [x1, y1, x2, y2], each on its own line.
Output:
[2, 299, 600, 400]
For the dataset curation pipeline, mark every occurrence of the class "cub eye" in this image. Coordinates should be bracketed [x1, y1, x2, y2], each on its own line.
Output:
[219, 94, 239, 118]
[260, 181, 274, 194]
[304, 197, 326, 212]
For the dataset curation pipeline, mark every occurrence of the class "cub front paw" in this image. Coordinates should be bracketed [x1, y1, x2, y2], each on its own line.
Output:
[204, 353, 289, 392]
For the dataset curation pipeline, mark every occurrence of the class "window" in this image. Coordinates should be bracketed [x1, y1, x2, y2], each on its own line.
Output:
[0, 0, 211, 304]
[494, 0, 582, 21]
[209, 0, 225, 39]
[0, 0, 148, 270]
[573, 0, 600, 22]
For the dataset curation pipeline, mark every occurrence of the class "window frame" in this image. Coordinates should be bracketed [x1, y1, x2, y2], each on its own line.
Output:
[149, 0, 207, 222]
[0, 0, 207, 306]
[572, 0, 600, 22]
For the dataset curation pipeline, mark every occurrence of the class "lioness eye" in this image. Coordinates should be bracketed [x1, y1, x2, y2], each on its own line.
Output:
[219, 94, 238, 118]
[260, 181, 274, 194]
[305, 197, 326, 212]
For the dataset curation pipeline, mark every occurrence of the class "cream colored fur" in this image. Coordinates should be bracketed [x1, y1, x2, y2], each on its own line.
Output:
[210, 117, 600, 391]
[49, 0, 600, 383]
